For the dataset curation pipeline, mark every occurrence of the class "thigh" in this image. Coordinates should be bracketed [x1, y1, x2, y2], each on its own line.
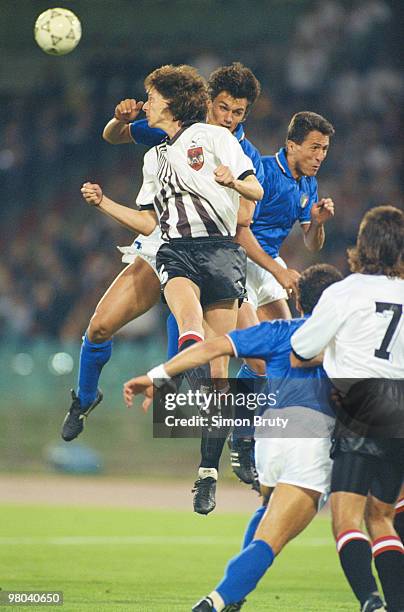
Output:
[90, 258, 160, 336]
[164, 277, 203, 334]
[258, 298, 291, 321]
[236, 302, 267, 375]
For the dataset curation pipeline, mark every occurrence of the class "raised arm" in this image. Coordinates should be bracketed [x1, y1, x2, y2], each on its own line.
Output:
[81, 182, 157, 235]
[302, 198, 334, 252]
[103, 99, 144, 144]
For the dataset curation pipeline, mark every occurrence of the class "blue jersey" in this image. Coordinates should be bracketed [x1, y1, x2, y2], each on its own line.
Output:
[227, 317, 333, 416]
[129, 119, 265, 187]
[252, 148, 318, 258]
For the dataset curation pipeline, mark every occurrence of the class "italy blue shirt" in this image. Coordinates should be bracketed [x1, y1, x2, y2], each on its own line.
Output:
[252, 148, 318, 258]
[129, 119, 265, 187]
[227, 317, 333, 416]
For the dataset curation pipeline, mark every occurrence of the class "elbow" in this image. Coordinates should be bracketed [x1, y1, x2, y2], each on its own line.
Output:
[256, 185, 264, 201]
[102, 131, 117, 145]
[290, 352, 304, 368]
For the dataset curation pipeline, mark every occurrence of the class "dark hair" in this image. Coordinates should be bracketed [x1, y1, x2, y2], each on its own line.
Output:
[297, 264, 343, 314]
[144, 64, 208, 124]
[348, 205, 404, 277]
[286, 111, 335, 145]
[208, 62, 261, 113]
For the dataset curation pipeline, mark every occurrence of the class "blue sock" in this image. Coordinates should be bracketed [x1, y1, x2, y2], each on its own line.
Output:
[234, 364, 268, 438]
[241, 506, 266, 550]
[216, 539, 274, 604]
[166, 313, 179, 359]
[77, 333, 112, 408]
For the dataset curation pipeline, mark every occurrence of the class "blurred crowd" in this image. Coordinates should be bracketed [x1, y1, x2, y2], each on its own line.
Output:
[0, 0, 402, 343]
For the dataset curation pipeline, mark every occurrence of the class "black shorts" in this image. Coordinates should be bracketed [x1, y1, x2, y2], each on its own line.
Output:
[156, 237, 247, 307]
[332, 378, 404, 438]
[330, 438, 404, 504]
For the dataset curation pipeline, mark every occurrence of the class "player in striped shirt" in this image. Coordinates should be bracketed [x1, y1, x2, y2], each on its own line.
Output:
[79, 64, 263, 394]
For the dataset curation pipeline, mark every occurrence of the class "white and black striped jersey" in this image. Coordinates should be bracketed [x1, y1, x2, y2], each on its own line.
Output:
[291, 274, 404, 381]
[136, 122, 255, 240]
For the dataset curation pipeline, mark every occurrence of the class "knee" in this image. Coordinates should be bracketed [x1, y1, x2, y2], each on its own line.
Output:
[364, 498, 395, 538]
[331, 502, 363, 539]
[87, 312, 112, 343]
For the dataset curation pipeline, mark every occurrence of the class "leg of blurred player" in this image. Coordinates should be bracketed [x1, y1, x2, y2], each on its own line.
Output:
[331, 491, 384, 611]
[365, 495, 404, 612]
[61, 258, 160, 441]
[192, 301, 239, 515]
[228, 301, 266, 488]
[193, 483, 321, 612]
[330, 444, 404, 612]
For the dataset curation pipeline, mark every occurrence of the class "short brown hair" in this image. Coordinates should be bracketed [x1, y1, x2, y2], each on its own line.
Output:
[348, 205, 404, 277]
[144, 64, 208, 124]
[287, 111, 335, 145]
[208, 62, 261, 113]
[297, 264, 343, 314]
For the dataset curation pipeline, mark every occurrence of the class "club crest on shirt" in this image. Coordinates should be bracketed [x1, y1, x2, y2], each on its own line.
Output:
[187, 146, 204, 171]
[300, 194, 309, 208]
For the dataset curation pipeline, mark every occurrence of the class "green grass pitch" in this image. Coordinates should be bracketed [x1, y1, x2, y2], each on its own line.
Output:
[0, 504, 359, 611]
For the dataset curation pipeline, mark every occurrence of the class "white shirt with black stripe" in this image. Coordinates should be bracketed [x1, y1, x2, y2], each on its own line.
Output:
[136, 122, 255, 240]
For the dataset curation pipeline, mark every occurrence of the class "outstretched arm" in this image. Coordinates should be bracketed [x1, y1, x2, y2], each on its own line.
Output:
[81, 182, 157, 235]
[123, 336, 234, 408]
[103, 99, 144, 144]
[235, 225, 300, 293]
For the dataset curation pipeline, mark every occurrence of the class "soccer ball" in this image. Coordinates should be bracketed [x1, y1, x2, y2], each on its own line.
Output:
[34, 8, 82, 56]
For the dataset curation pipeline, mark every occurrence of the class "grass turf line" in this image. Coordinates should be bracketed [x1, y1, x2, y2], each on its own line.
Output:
[0, 505, 358, 611]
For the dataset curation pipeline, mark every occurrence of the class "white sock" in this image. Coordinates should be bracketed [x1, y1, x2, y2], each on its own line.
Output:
[209, 590, 225, 612]
[198, 467, 218, 480]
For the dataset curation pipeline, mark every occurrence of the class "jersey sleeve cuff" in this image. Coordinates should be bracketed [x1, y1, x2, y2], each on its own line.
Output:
[237, 169, 255, 181]
[225, 334, 239, 358]
[291, 347, 313, 362]
[137, 204, 154, 211]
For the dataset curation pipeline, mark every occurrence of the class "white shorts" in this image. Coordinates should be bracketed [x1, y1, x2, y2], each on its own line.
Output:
[245, 257, 288, 310]
[117, 227, 163, 276]
[255, 435, 333, 494]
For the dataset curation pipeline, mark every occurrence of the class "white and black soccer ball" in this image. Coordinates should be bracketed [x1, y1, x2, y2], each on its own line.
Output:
[34, 7, 82, 56]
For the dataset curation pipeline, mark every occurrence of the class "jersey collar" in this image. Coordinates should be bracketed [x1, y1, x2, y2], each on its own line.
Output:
[233, 123, 245, 143]
[275, 147, 294, 179]
[167, 120, 201, 145]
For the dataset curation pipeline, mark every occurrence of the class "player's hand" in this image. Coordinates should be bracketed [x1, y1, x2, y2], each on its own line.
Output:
[214, 165, 235, 188]
[81, 182, 103, 206]
[114, 99, 144, 123]
[123, 375, 153, 412]
[275, 267, 300, 293]
[311, 198, 334, 224]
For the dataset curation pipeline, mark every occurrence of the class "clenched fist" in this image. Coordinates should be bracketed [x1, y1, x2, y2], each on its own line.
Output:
[114, 99, 144, 123]
[81, 182, 103, 206]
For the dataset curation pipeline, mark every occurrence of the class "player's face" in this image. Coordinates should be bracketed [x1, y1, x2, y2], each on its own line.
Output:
[208, 91, 248, 133]
[143, 88, 171, 128]
[288, 131, 330, 177]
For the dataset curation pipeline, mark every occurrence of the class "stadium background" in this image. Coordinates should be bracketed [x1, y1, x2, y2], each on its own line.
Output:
[0, 2, 402, 609]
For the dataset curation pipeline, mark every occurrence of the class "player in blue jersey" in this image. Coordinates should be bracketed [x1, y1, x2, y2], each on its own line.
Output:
[122, 264, 356, 611]
[108, 111, 337, 509]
